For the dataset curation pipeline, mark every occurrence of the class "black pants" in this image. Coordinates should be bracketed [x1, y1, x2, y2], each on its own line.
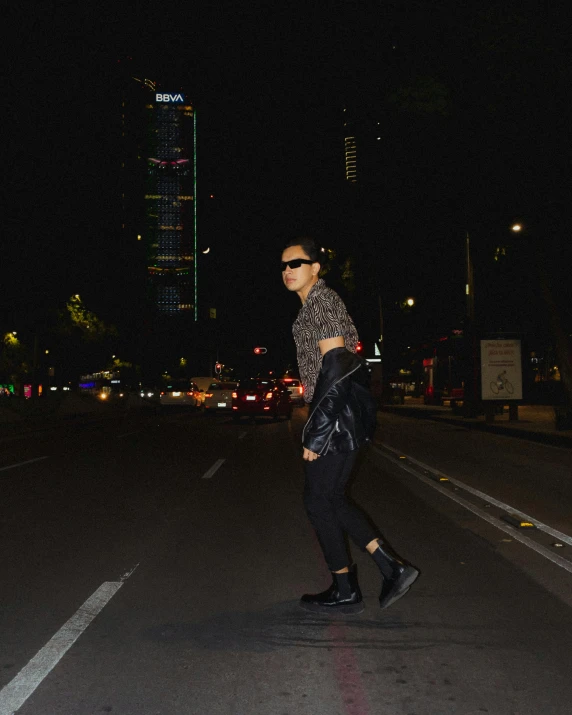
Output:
[303, 449, 379, 572]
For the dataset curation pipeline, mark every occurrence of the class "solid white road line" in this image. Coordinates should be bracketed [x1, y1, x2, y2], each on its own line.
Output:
[380, 443, 572, 547]
[0, 581, 124, 715]
[0, 456, 48, 473]
[201, 458, 226, 479]
[375, 444, 572, 575]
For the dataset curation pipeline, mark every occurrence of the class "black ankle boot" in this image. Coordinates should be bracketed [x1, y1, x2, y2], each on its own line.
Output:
[371, 541, 419, 610]
[300, 567, 364, 614]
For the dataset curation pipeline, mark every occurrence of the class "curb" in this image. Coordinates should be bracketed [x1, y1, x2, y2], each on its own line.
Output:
[379, 405, 572, 449]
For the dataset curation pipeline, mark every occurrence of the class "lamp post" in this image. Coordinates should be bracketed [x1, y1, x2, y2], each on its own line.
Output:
[466, 232, 474, 322]
[511, 221, 572, 428]
[462, 231, 479, 416]
[374, 295, 417, 405]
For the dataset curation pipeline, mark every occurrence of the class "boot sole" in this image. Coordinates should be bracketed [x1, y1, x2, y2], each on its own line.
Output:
[299, 600, 365, 615]
[379, 567, 419, 610]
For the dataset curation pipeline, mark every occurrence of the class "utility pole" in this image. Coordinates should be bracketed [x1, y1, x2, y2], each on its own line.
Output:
[463, 232, 479, 417]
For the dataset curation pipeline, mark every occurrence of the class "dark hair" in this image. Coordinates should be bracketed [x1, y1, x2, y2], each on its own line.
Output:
[283, 236, 323, 265]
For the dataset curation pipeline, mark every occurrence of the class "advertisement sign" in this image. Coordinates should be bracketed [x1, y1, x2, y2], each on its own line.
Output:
[481, 339, 522, 400]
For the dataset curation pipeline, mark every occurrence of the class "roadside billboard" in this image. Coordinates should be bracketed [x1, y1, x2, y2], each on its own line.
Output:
[480, 339, 522, 400]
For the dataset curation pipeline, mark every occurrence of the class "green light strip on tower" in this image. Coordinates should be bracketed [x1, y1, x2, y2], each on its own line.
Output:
[193, 108, 198, 321]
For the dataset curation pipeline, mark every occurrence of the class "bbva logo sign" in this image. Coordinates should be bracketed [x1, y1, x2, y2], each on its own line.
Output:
[155, 93, 185, 103]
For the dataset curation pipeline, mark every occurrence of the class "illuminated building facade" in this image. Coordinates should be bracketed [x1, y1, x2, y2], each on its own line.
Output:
[342, 107, 383, 185]
[344, 134, 357, 183]
[145, 92, 197, 317]
[121, 76, 197, 319]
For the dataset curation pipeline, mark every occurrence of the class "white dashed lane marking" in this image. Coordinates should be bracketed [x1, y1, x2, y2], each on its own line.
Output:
[201, 458, 226, 479]
[0, 456, 48, 473]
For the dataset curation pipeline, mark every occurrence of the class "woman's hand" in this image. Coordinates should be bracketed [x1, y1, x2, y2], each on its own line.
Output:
[303, 447, 320, 461]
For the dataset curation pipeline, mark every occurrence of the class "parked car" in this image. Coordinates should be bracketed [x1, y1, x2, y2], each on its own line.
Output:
[279, 377, 305, 406]
[232, 378, 292, 422]
[160, 379, 202, 408]
[204, 381, 238, 412]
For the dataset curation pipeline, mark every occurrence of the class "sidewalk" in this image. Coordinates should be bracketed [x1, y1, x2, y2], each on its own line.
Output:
[381, 397, 572, 448]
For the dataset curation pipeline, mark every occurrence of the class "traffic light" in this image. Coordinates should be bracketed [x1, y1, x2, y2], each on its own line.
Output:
[253, 347, 267, 355]
[356, 341, 363, 353]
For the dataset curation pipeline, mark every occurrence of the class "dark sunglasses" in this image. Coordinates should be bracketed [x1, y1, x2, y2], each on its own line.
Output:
[281, 258, 314, 271]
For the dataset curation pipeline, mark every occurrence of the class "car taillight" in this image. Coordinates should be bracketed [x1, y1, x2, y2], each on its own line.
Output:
[265, 392, 273, 399]
[160, 391, 165, 396]
[232, 391, 237, 398]
[186, 391, 193, 396]
[298, 386, 303, 394]
[205, 392, 213, 398]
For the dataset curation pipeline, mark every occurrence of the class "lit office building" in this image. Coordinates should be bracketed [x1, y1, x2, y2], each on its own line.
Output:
[342, 107, 383, 185]
[145, 91, 196, 317]
[344, 134, 357, 183]
[121, 76, 197, 319]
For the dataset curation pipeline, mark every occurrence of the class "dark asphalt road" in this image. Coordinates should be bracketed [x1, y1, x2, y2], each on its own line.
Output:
[1, 406, 572, 714]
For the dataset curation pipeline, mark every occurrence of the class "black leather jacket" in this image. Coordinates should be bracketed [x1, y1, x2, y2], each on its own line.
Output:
[302, 347, 378, 455]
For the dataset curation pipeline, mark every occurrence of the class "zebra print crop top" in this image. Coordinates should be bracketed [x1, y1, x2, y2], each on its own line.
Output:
[292, 279, 359, 403]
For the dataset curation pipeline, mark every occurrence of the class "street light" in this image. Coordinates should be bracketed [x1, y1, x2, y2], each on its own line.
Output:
[509, 221, 572, 427]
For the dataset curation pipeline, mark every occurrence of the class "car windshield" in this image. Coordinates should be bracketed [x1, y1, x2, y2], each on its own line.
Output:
[239, 379, 274, 391]
[209, 382, 237, 390]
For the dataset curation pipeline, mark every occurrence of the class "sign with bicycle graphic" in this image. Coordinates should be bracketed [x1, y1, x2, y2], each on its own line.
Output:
[480, 339, 523, 400]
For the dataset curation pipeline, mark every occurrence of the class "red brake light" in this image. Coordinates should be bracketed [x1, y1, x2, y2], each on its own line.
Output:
[298, 386, 303, 394]
[205, 392, 213, 398]
[186, 391, 193, 396]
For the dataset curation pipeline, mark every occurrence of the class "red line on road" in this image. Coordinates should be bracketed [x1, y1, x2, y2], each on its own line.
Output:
[329, 621, 371, 715]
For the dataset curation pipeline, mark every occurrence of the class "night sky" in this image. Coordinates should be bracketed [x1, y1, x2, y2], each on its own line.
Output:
[5, 1, 571, 369]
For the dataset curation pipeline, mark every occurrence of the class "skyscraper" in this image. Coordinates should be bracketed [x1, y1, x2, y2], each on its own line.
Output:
[121, 75, 197, 320]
